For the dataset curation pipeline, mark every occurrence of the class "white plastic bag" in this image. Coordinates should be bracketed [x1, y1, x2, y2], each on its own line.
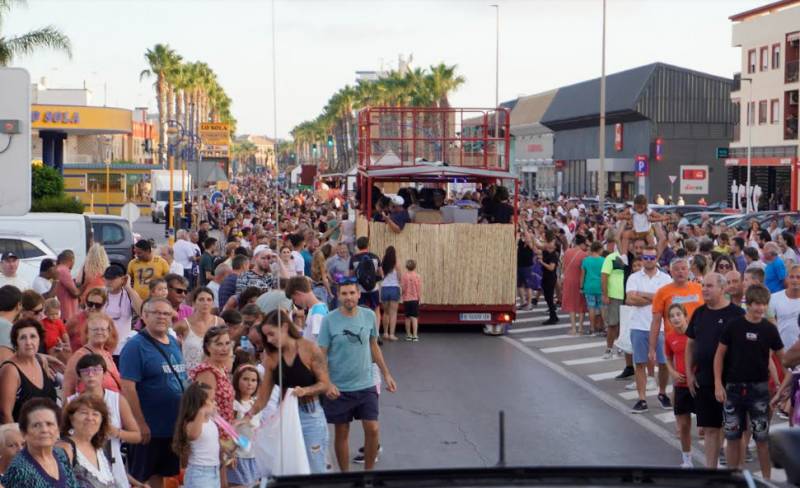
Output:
[614, 305, 634, 354]
[253, 388, 311, 476]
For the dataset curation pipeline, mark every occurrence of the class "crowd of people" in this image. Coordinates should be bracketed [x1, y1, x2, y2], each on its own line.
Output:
[516, 194, 800, 476]
[0, 175, 422, 488]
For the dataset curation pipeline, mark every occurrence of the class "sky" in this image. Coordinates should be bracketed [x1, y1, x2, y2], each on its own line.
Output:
[5, 0, 766, 138]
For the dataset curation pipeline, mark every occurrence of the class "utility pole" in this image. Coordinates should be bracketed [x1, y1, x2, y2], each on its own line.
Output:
[598, 0, 607, 206]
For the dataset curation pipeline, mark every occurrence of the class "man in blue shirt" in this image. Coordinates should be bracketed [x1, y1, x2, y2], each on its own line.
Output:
[120, 297, 187, 488]
[763, 242, 787, 293]
[319, 279, 397, 472]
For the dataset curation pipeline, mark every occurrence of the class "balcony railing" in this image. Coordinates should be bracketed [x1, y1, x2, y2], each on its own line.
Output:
[787, 60, 799, 84]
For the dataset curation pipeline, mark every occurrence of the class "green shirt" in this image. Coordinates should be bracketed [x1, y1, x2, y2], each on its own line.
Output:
[601, 251, 625, 300]
[318, 307, 377, 392]
[581, 256, 605, 295]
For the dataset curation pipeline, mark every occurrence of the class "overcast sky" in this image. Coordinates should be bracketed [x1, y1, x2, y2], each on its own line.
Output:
[7, 0, 765, 138]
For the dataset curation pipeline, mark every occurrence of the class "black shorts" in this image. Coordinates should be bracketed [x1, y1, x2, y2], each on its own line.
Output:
[359, 290, 380, 310]
[695, 384, 724, 428]
[127, 436, 180, 482]
[673, 386, 695, 416]
[322, 387, 379, 424]
[404, 300, 419, 318]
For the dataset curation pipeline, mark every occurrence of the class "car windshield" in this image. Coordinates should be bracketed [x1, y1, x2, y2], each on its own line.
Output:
[8, 1, 800, 487]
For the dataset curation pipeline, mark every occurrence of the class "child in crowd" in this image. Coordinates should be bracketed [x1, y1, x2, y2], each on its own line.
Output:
[173, 382, 221, 488]
[580, 241, 605, 336]
[664, 303, 694, 468]
[401, 259, 422, 341]
[619, 194, 672, 247]
[41, 297, 71, 363]
[714, 285, 785, 479]
[227, 365, 262, 488]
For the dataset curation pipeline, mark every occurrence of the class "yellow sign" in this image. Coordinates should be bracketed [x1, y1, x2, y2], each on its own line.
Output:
[200, 122, 230, 146]
[31, 105, 132, 134]
[201, 144, 229, 158]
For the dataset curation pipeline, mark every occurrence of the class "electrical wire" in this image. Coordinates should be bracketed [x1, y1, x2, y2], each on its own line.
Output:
[0, 135, 13, 154]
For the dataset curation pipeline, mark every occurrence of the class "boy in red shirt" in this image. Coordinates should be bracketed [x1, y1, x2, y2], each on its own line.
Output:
[41, 297, 71, 363]
[664, 303, 694, 468]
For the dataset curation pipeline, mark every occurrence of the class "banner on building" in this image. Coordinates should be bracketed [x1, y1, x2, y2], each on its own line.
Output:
[199, 122, 231, 146]
[614, 123, 623, 151]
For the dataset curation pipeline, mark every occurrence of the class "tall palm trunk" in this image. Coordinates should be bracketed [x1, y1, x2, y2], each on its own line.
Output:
[156, 77, 167, 165]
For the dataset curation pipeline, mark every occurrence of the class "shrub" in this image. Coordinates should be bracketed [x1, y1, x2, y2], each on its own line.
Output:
[31, 165, 64, 200]
[31, 195, 85, 214]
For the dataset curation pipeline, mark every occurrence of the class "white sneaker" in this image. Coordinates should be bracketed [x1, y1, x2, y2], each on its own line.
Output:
[680, 462, 693, 469]
[602, 348, 613, 359]
[624, 378, 656, 390]
[625, 381, 637, 390]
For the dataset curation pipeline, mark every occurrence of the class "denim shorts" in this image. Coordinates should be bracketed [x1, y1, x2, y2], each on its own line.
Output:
[322, 387, 379, 424]
[380, 286, 401, 303]
[184, 464, 220, 488]
[584, 293, 602, 310]
[299, 399, 330, 474]
[723, 381, 771, 441]
[631, 329, 665, 365]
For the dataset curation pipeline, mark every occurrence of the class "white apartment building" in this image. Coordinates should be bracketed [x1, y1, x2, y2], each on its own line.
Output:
[509, 90, 557, 198]
[728, 0, 800, 210]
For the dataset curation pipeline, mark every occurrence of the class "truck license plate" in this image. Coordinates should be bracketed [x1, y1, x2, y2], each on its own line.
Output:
[460, 313, 492, 322]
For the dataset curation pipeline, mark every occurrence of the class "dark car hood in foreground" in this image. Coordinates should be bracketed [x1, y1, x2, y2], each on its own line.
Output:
[267, 467, 778, 488]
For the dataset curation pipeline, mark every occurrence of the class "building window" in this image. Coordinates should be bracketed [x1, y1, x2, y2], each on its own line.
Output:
[747, 101, 756, 125]
[771, 99, 780, 124]
[732, 99, 741, 141]
[759, 100, 768, 124]
[786, 90, 799, 140]
[87, 173, 123, 193]
[748, 49, 757, 73]
[760, 46, 769, 71]
[773, 43, 781, 69]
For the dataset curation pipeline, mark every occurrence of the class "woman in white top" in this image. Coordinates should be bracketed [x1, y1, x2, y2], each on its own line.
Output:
[67, 353, 142, 488]
[174, 287, 223, 372]
[57, 394, 117, 488]
[778, 231, 799, 266]
[379, 246, 402, 341]
[274, 245, 299, 280]
[173, 382, 221, 488]
[101, 265, 143, 358]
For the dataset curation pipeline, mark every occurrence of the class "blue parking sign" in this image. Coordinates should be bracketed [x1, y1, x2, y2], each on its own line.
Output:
[635, 155, 648, 176]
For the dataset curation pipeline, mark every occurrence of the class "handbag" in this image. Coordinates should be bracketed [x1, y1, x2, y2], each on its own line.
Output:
[139, 330, 185, 392]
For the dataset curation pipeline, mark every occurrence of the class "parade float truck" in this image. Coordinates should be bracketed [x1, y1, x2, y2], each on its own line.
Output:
[355, 107, 518, 330]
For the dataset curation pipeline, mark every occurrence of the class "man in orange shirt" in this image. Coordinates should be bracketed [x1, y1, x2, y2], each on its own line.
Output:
[650, 258, 704, 345]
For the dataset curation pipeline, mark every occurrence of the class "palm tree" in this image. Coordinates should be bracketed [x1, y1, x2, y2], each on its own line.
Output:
[425, 63, 465, 108]
[0, 0, 72, 66]
[140, 44, 182, 164]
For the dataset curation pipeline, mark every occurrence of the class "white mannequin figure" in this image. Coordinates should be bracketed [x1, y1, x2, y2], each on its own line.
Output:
[753, 185, 762, 212]
[738, 184, 747, 212]
[731, 180, 738, 210]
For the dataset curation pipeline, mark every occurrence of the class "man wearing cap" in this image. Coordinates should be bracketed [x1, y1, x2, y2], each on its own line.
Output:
[104, 264, 143, 359]
[381, 195, 410, 234]
[0, 252, 31, 291]
[128, 240, 170, 300]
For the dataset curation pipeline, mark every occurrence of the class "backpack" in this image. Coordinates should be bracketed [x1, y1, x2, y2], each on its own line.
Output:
[355, 254, 378, 291]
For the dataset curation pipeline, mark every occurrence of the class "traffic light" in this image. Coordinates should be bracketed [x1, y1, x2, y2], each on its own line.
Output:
[327, 135, 334, 147]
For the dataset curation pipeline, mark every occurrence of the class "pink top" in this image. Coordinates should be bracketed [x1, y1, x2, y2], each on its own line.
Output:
[55, 265, 79, 323]
[174, 303, 194, 323]
[400, 271, 422, 302]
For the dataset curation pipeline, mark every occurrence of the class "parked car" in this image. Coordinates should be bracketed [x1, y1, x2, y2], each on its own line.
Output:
[0, 213, 92, 278]
[89, 214, 134, 269]
[0, 234, 57, 286]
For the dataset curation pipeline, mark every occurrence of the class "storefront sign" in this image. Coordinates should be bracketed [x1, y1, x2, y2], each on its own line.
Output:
[526, 144, 543, 152]
[655, 138, 664, 161]
[554, 160, 565, 169]
[199, 122, 231, 146]
[634, 155, 648, 176]
[614, 123, 623, 151]
[30, 104, 132, 133]
[679, 165, 708, 195]
[31, 110, 80, 124]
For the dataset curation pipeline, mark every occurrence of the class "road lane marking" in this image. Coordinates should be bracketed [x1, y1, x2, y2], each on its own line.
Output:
[501, 336, 705, 465]
[619, 385, 674, 401]
[563, 355, 618, 365]
[654, 412, 675, 423]
[513, 314, 570, 322]
[509, 324, 570, 334]
[588, 370, 625, 381]
[520, 334, 575, 343]
[541, 341, 606, 353]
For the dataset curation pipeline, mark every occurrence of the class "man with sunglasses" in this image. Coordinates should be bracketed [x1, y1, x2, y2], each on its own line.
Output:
[164, 273, 193, 324]
[319, 278, 397, 472]
[625, 245, 673, 413]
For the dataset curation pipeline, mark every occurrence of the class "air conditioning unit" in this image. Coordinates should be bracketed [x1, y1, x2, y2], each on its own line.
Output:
[790, 92, 799, 105]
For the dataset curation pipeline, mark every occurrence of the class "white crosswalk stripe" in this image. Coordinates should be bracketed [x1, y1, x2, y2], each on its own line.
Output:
[563, 355, 618, 366]
[520, 334, 576, 343]
[509, 323, 571, 334]
[619, 385, 674, 401]
[514, 314, 570, 323]
[588, 370, 624, 381]
[541, 341, 607, 353]
[654, 412, 675, 423]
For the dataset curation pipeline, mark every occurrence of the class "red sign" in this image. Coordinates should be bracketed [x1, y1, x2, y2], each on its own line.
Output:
[682, 169, 707, 180]
[526, 144, 543, 153]
[554, 160, 565, 169]
[614, 123, 623, 151]
[655, 137, 664, 161]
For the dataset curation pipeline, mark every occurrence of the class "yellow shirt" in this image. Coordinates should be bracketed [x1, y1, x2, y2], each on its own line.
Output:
[127, 256, 170, 299]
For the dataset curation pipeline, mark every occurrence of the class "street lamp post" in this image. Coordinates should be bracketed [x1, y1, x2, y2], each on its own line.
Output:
[740, 77, 753, 213]
[490, 4, 500, 164]
[598, 0, 607, 207]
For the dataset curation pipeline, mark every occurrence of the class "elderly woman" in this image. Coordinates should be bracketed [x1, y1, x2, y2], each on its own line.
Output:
[78, 243, 110, 307]
[65, 288, 117, 353]
[62, 313, 121, 398]
[175, 287, 224, 372]
[0, 398, 78, 487]
[189, 325, 235, 423]
[0, 319, 58, 423]
[0, 423, 23, 476]
[57, 394, 115, 488]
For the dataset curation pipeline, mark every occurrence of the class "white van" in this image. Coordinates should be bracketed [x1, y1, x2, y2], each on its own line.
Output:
[0, 213, 92, 277]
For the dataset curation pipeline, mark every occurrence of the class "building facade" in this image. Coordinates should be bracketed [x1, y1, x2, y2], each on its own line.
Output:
[541, 63, 735, 203]
[727, 0, 800, 210]
[509, 90, 557, 197]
